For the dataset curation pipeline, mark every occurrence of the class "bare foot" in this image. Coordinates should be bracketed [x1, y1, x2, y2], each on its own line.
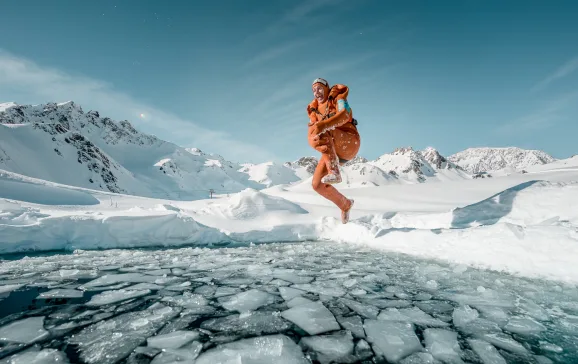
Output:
[341, 199, 354, 224]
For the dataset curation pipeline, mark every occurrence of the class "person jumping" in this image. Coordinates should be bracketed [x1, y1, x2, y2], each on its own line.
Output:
[307, 78, 360, 224]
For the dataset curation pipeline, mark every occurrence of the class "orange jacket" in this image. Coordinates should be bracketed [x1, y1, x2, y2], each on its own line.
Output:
[307, 84, 354, 135]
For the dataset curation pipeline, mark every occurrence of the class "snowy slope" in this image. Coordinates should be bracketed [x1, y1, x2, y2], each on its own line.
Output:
[0, 102, 302, 199]
[238, 162, 302, 188]
[448, 147, 556, 174]
[2, 156, 578, 283]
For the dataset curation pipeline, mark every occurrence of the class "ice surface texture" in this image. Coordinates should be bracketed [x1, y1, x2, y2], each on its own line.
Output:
[0, 241, 577, 363]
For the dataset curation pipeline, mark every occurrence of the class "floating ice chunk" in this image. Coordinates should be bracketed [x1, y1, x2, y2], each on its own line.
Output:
[80, 282, 132, 292]
[452, 305, 501, 335]
[194, 285, 216, 297]
[399, 352, 438, 364]
[281, 301, 340, 335]
[269, 279, 291, 286]
[0, 284, 23, 294]
[343, 278, 357, 288]
[475, 305, 510, 326]
[534, 356, 554, 364]
[1, 347, 69, 363]
[423, 329, 464, 363]
[364, 319, 423, 363]
[81, 273, 158, 288]
[292, 283, 346, 297]
[518, 298, 549, 321]
[161, 292, 208, 308]
[363, 298, 412, 309]
[36, 289, 83, 299]
[415, 293, 433, 301]
[195, 334, 308, 364]
[539, 341, 563, 353]
[68, 307, 178, 364]
[128, 283, 163, 290]
[438, 289, 515, 309]
[218, 277, 258, 286]
[287, 296, 314, 308]
[468, 339, 507, 364]
[201, 312, 291, 336]
[86, 289, 150, 306]
[147, 330, 200, 349]
[144, 269, 171, 276]
[0, 316, 49, 344]
[503, 317, 546, 336]
[220, 289, 277, 312]
[354, 339, 373, 361]
[415, 301, 454, 316]
[150, 341, 203, 363]
[481, 333, 530, 355]
[340, 298, 379, 319]
[378, 307, 450, 328]
[279, 286, 305, 301]
[157, 315, 200, 335]
[299, 330, 355, 364]
[164, 281, 192, 291]
[337, 315, 365, 338]
[214, 286, 241, 298]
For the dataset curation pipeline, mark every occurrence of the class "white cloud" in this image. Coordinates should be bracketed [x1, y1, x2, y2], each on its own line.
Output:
[532, 55, 578, 92]
[0, 49, 278, 163]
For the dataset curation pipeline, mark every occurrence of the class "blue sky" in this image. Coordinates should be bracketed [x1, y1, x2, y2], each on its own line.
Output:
[1, 0, 577, 163]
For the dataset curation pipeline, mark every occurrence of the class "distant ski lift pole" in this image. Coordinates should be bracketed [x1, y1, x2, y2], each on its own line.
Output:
[209, 189, 215, 199]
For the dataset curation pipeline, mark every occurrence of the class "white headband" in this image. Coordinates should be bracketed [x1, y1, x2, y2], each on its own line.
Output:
[312, 78, 329, 88]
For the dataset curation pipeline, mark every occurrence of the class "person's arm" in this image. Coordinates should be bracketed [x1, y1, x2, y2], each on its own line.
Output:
[328, 84, 349, 101]
[311, 108, 351, 135]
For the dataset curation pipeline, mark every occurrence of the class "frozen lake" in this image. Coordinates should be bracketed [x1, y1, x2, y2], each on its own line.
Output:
[0, 241, 576, 363]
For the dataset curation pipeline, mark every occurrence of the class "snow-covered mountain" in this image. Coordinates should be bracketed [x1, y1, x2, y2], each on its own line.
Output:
[448, 147, 556, 174]
[0, 101, 303, 199]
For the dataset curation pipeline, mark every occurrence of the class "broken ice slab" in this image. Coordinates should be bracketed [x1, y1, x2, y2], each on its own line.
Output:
[0, 284, 24, 294]
[480, 333, 530, 356]
[147, 330, 200, 349]
[44, 269, 98, 280]
[286, 296, 314, 308]
[399, 352, 439, 364]
[195, 334, 309, 364]
[503, 316, 546, 336]
[157, 314, 199, 335]
[272, 268, 314, 284]
[423, 328, 464, 364]
[80, 273, 160, 290]
[0, 346, 70, 363]
[0, 316, 49, 344]
[219, 289, 278, 312]
[292, 283, 346, 297]
[517, 298, 549, 321]
[354, 339, 373, 361]
[164, 281, 192, 292]
[80, 282, 132, 292]
[194, 284, 216, 297]
[299, 330, 355, 364]
[150, 341, 203, 363]
[468, 339, 507, 364]
[281, 301, 340, 335]
[36, 289, 83, 299]
[200, 311, 291, 336]
[339, 298, 379, 319]
[143, 269, 171, 276]
[68, 306, 178, 364]
[362, 298, 412, 309]
[161, 292, 208, 308]
[279, 286, 305, 301]
[86, 289, 151, 306]
[415, 301, 455, 316]
[364, 319, 423, 363]
[378, 307, 450, 328]
[127, 283, 164, 291]
[336, 315, 365, 338]
[452, 305, 502, 335]
[213, 286, 241, 298]
[438, 288, 515, 309]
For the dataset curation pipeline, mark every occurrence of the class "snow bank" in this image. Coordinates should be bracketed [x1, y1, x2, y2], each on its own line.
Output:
[1, 167, 577, 284]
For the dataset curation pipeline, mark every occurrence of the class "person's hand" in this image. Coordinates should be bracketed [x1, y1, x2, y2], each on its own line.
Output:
[310, 121, 328, 136]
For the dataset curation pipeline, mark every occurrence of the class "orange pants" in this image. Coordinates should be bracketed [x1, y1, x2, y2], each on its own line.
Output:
[308, 125, 360, 210]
